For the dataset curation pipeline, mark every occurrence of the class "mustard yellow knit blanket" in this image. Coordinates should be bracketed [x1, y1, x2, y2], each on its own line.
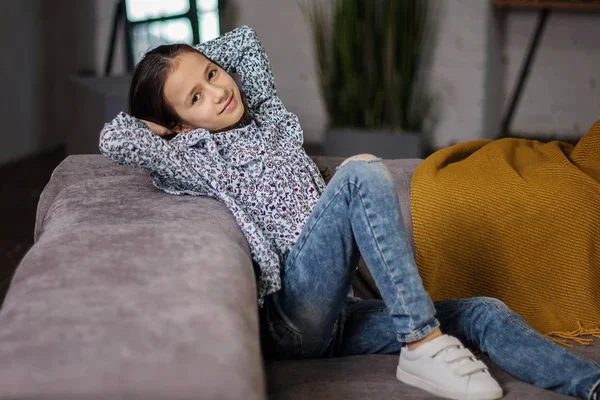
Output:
[411, 120, 600, 346]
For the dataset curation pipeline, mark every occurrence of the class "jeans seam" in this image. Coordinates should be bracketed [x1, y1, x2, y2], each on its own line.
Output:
[352, 308, 388, 316]
[485, 296, 600, 395]
[352, 180, 418, 333]
[483, 298, 538, 336]
[268, 319, 305, 357]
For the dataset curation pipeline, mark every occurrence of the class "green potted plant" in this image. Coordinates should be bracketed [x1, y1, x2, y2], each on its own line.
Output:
[303, 0, 433, 159]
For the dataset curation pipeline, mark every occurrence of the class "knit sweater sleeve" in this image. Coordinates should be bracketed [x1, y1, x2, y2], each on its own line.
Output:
[98, 112, 216, 197]
[195, 25, 275, 114]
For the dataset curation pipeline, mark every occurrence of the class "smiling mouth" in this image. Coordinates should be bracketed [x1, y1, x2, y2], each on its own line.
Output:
[220, 96, 234, 114]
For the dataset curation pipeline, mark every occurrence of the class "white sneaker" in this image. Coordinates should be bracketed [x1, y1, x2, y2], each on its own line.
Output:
[396, 334, 503, 400]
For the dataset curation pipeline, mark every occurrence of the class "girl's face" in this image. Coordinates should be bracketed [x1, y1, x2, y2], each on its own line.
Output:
[163, 51, 245, 133]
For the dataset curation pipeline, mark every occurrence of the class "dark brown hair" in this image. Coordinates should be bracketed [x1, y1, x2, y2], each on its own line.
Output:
[128, 43, 202, 131]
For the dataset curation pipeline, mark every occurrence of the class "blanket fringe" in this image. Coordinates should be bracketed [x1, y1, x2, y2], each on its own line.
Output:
[544, 321, 600, 347]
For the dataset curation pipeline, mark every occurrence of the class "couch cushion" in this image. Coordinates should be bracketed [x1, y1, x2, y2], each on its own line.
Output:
[265, 345, 600, 399]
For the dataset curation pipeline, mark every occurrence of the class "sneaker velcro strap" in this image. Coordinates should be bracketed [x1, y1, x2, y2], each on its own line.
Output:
[442, 348, 475, 363]
[455, 360, 488, 377]
[428, 335, 463, 358]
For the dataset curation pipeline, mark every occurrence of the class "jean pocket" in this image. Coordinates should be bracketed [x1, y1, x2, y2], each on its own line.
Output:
[266, 318, 304, 359]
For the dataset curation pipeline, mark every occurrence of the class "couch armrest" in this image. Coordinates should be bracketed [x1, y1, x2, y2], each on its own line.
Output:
[35, 155, 146, 242]
[1, 155, 266, 400]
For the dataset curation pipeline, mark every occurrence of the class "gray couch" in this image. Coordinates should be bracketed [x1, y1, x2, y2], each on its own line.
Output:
[0, 154, 598, 399]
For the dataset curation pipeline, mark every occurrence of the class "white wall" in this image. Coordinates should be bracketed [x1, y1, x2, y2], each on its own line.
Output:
[427, 0, 495, 148]
[386, 1, 600, 148]
[425, 2, 600, 147]
[503, 10, 600, 139]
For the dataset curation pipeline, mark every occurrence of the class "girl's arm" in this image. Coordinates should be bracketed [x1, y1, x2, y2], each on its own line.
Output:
[195, 25, 275, 113]
[99, 112, 216, 196]
[99, 112, 271, 197]
[99, 112, 180, 171]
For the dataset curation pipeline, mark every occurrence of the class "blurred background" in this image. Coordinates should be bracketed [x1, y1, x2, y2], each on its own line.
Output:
[1, 0, 599, 306]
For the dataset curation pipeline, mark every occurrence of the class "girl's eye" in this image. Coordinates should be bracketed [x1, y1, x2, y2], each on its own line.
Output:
[192, 93, 201, 104]
[208, 69, 217, 80]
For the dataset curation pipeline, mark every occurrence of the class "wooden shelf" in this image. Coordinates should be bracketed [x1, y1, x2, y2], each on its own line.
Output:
[493, 0, 600, 11]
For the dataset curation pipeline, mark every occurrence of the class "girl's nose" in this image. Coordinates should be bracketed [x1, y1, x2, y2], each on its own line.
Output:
[209, 85, 227, 103]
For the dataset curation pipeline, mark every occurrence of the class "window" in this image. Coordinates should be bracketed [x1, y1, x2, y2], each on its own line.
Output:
[124, 0, 220, 68]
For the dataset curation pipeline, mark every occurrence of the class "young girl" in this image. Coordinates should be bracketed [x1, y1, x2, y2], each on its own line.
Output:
[99, 25, 600, 400]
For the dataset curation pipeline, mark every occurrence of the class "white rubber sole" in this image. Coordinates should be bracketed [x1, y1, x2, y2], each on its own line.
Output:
[396, 366, 504, 400]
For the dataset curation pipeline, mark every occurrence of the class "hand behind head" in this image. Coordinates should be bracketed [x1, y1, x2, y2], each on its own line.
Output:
[140, 119, 172, 137]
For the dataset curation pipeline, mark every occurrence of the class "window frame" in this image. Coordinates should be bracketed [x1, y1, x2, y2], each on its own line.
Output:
[123, 0, 220, 71]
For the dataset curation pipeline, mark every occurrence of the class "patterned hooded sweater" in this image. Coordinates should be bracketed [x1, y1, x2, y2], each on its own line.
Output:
[99, 26, 327, 307]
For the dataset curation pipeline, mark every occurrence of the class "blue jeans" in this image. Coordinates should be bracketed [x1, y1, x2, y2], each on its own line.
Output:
[258, 158, 600, 400]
